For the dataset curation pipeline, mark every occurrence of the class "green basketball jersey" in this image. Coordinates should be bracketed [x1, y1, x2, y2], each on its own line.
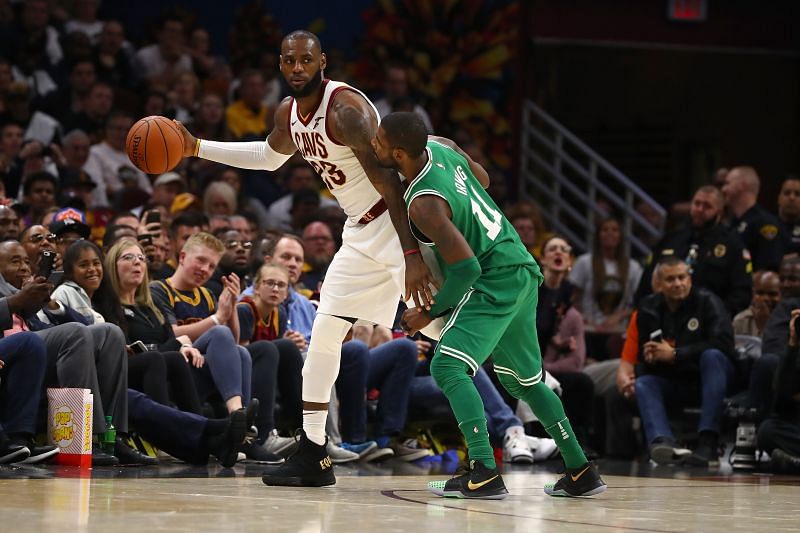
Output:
[403, 139, 540, 277]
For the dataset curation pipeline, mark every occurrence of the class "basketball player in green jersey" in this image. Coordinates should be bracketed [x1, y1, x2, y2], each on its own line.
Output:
[372, 112, 607, 499]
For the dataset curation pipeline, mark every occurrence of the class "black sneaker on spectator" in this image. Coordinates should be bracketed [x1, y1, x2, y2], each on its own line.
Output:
[212, 408, 248, 468]
[262, 430, 336, 487]
[390, 438, 432, 462]
[649, 437, 691, 465]
[263, 429, 298, 456]
[0, 435, 29, 464]
[10, 437, 58, 464]
[685, 431, 720, 467]
[771, 449, 800, 475]
[241, 440, 285, 465]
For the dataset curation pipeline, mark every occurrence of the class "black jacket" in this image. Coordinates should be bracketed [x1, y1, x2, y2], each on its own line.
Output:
[636, 287, 735, 378]
[635, 223, 752, 316]
[762, 297, 800, 356]
[731, 204, 784, 272]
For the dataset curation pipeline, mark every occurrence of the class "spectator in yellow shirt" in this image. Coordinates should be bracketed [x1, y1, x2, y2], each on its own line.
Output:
[225, 69, 271, 139]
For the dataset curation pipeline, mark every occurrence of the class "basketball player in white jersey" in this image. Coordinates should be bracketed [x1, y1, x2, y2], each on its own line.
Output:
[174, 30, 436, 487]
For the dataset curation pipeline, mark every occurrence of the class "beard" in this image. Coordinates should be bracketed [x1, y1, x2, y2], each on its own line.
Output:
[285, 68, 323, 98]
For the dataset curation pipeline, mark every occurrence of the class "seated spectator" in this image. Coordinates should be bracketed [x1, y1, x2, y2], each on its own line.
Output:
[505, 200, 551, 259]
[64, 0, 103, 42]
[301, 221, 335, 296]
[570, 217, 642, 336]
[0, 331, 59, 463]
[207, 228, 251, 298]
[20, 170, 58, 227]
[538, 236, 597, 455]
[149, 232, 279, 463]
[151, 172, 186, 212]
[19, 223, 60, 272]
[733, 271, 781, 337]
[266, 162, 338, 232]
[372, 63, 433, 132]
[0, 240, 152, 465]
[236, 261, 304, 451]
[104, 238, 203, 413]
[38, 239, 108, 324]
[746, 256, 800, 422]
[37, 59, 96, 125]
[83, 110, 152, 200]
[218, 166, 270, 229]
[133, 15, 192, 90]
[757, 309, 800, 474]
[171, 72, 200, 125]
[203, 180, 237, 218]
[636, 185, 752, 317]
[167, 211, 208, 268]
[0, 122, 25, 198]
[61, 82, 114, 145]
[225, 69, 271, 140]
[777, 176, 800, 257]
[93, 20, 134, 89]
[192, 93, 230, 142]
[48, 206, 91, 256]
[635, 257, 735, 467]
[0, 205, 20, 241]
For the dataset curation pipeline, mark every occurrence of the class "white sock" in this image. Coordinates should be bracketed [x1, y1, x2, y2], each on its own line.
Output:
[303, 410, 328, 445]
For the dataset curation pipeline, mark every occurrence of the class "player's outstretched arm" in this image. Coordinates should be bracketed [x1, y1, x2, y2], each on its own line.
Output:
[173, 98, 297, 170]
[331, 91, 437, 309]
[429, 135, 490, 189]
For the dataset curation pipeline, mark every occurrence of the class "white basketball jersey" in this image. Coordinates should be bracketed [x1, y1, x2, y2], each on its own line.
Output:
[287, 80, 382, 221]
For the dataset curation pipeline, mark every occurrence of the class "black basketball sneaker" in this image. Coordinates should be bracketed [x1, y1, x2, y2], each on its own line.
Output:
[544, 462, 607, 497]
[261, 430, 335, 487]
[428, 460, 508, 500]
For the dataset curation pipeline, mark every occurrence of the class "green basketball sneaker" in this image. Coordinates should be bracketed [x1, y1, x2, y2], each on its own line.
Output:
[428, 460, 508, 500]
[544, 462, 607, 497]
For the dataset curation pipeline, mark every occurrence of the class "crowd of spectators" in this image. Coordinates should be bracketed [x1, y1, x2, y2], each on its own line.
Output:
[0, 1, 798, 476]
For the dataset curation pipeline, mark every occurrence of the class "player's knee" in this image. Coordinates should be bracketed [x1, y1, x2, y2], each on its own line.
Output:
[307, 314, 353, 356]
[496, 372, 525, 399]
[430, 354, 471, 393]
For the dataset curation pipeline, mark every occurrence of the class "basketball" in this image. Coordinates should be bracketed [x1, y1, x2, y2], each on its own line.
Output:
[126, 116, 185, 174]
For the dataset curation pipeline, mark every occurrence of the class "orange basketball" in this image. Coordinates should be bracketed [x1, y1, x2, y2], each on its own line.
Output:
[126, 116, 185, 174]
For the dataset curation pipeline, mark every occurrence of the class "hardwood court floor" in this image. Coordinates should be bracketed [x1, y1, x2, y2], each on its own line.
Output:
[0, 460, 798, 532]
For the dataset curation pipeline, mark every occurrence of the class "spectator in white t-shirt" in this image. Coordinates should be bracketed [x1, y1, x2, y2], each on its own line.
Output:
[133, 15, 192, 90]
[372, 63, 433, 133]
[83, 111, 152, 202]
[569, 217, 643, 338]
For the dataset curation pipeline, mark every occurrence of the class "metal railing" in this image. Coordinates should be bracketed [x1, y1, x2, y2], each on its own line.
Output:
[519, 100, 666, 257]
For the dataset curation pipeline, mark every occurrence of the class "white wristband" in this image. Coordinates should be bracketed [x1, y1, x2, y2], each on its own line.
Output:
[210, 315, 220, 325]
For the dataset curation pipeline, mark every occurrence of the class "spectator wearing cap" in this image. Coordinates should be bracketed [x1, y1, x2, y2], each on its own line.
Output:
[49, 207, 91, 255]
[151, 172, 186, 211]
[21, 171, 58, 227]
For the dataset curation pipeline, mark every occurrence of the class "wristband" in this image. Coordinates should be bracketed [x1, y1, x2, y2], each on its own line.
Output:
[210, 314, 220, 325]
[193, 138, 201, 157]
[403, 248, 421, 257]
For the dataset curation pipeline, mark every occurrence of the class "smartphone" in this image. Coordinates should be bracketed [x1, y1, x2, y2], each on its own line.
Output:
[649, 329, 663, 343]
[46, 270, 64, 286]
[39, 250, 56, 278]
[145, 210, 161, 226]
[128, 340, 147, 354]
[137, 234, 153, 246]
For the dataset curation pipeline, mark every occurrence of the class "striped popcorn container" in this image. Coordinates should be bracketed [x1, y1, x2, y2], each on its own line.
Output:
[47, 388, 93, 468]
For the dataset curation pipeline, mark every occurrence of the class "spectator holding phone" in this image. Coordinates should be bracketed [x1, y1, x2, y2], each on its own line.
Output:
[634, 256, 735, 467]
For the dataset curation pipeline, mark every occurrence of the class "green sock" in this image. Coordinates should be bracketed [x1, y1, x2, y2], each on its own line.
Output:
[430, 354, 496, 470]
[517, 381, 587, 469]
[459, 417, 496, 470]
[543, 417, 587, 469]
